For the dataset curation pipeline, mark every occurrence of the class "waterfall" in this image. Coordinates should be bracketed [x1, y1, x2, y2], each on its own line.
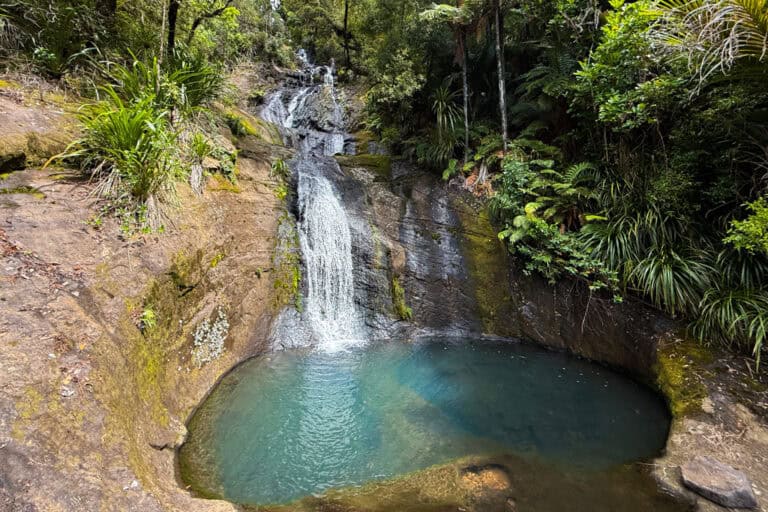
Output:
[261, 50, 364, 351]
[298, 174, 363, 350]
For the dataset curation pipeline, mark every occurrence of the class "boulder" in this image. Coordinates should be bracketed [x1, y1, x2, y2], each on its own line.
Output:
[681, 456, 758, 509]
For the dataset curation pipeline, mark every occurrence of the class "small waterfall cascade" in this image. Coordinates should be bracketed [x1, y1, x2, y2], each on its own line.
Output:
[261, 50, 364, 351]
[297, 173, 363, 350]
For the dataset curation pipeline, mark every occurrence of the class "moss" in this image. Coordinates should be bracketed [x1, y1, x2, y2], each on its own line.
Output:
[208, 173, 242, 193]
[370, 224, 386, 271]
[225, 111, 258, 137]
[0, 79, 20, 89]
[25, 131, 69, 162]
[274, 182, 289, 200]
[453, 199, 516, 336]
[96, 247, 227, 492]
[654, 339, 713, 417]
[335, 153, 392, 181]
[209, 252, 225, 268]
[351, 130, 377, 151]
[272, 212, 303, 310]
[0, 186, 45, 199]
[255, 118, 284, 145]
[391, 276, 413, 321]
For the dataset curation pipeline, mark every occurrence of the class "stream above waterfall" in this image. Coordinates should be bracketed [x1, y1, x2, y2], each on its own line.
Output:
[178, 338, 681, 510]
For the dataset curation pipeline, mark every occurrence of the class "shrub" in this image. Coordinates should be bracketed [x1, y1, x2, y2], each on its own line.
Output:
[103, 49, 223, 113]
[75, 88, 177, 203]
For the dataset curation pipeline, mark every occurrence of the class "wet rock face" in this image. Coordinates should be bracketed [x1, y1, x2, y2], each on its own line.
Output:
[681, 456, 758, 509]
[327, 160, 497, 338]
[509, 267, 670, 378]
[396, 179, 481, 334]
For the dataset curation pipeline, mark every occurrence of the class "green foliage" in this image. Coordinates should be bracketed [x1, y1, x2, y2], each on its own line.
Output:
[725, 197, 768, 255]
[72, 88, 178, 204]
[365, 48, 427, 124]
[2, 0, 106, 76]
[492, 142, 615, 288]
[442, 159, 460, 181]
[271, 158, 291, 180]
[431, 80, 462, 138]
[657, 0, 768, 86]
[140, 307, 158, 331]
[104, 50, 222, 113]
[573, 0, 685, 131]
[694, 287, 768, 364]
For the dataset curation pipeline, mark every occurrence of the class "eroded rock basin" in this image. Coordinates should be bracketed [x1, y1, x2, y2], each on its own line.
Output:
[179, 339, 689, 511]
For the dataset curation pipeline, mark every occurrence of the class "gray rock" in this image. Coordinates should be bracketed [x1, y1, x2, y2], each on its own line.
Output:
[681, 456, 758, 509]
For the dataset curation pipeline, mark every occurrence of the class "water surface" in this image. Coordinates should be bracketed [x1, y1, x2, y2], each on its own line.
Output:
[180, 339, 673, 507]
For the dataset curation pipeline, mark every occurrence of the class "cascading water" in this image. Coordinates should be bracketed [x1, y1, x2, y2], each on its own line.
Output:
[262, 51, 363, 351]
[297, 173, 362, 350]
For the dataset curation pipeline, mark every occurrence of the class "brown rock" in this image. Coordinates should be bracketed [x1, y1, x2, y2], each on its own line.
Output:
[460, 466, 512, 493]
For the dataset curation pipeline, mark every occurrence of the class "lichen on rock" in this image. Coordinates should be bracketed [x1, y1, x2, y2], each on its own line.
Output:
[192, 307, 229, 368]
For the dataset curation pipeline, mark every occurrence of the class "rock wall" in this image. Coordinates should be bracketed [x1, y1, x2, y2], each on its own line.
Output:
[1, 126, 291, 511]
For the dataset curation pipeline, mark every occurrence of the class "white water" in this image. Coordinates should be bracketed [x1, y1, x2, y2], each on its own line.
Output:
[261, 50, 364, 351]
[298, 174, 363, 351]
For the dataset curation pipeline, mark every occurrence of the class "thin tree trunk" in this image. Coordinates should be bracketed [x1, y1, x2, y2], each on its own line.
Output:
[159, 0, 167, 64]
[167, 0, 180, 57]
[494, 0, 508, 153]
[460, 30, 470, 164]
[343, 0, 351, 68]
[187, 0, 234, 46]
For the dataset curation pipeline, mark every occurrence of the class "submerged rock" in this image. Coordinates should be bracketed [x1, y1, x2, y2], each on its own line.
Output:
[460, 465, 512, 493]
[680, 456, 757, 508]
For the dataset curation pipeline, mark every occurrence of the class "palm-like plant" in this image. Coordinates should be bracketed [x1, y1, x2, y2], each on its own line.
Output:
[420, 3, 473, 162]
[691, 248, 768, 363]
[430, 79, 462, 138]
[656, 0, 768, 85]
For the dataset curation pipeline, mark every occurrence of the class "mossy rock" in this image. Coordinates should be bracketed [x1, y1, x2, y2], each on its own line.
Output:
[223, 107, 283, 146]
[655, 339, 713, 417]
[335, 153, 392, 181]
[452, 197, 517, 337]
[0, 186, 45, 199]
[0, 79, 21, 89]
[0, 130, 73, 169]
[25, 131, 70, 162]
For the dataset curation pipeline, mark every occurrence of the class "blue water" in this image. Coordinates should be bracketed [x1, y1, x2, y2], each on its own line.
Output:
[179, 339, 672, 506]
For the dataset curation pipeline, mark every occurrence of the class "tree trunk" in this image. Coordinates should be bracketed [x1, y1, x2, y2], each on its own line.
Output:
[187, 0, 234, 46]
[343, 0, 351, 68]
[167, 0, 180, 57]
[460, 30, 470, 164]
[494, 0, 508, 153]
